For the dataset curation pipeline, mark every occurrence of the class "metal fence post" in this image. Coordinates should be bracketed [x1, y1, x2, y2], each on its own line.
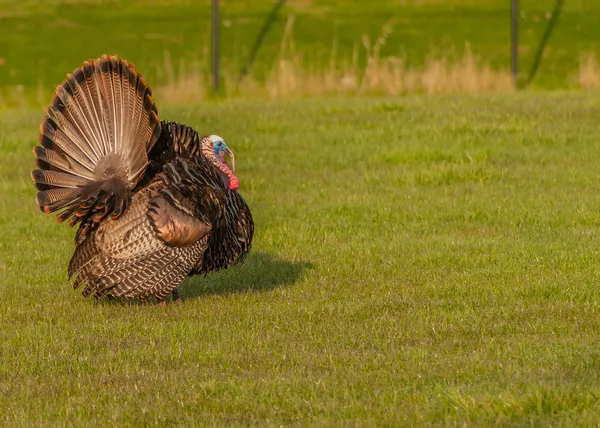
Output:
[511, 0, 518, 89]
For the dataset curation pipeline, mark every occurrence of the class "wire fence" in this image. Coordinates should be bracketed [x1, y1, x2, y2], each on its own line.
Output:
[211, 0, 578, 94]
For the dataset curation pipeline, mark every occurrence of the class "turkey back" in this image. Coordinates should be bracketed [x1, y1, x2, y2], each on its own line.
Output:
[32, 55, 161, 238]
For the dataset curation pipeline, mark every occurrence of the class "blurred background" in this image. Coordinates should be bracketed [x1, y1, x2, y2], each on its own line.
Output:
[0, 0, 598, 108]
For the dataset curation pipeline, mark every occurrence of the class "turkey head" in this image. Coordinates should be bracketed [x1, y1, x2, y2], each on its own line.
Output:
[200, 135, 239, 191]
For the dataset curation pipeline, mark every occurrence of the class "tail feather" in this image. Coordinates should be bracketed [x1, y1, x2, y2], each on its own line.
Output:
[56, 207, 77, 224]
[36, 188, 83, 213]
[32, 55, 161, 230]
[41, 114, 98, 171]
[33, 146, 96, 180]
[31, 170, 89, 189]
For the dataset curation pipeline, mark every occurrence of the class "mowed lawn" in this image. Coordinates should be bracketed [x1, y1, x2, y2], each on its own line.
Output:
[2, 93, 600, 425]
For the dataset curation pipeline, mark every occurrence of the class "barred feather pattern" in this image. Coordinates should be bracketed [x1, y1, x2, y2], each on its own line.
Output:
[32, 55, 161, 234]
[192, 190, 254, 276]
[68, 186, 210, 300]
[155, 123, 254, 276]
[66, 123, 253, 300]
[67, 122, 253, 300]
[33, 57, 254, 301]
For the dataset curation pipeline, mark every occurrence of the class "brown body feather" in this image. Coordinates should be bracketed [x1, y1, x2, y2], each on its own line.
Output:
[33, 56, 253, 301]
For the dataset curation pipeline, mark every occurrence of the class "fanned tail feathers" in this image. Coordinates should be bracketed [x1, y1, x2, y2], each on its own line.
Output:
[32, 55, 161, 234]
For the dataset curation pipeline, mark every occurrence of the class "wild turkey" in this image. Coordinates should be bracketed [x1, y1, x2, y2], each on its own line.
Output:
[31, 55, 254, 303]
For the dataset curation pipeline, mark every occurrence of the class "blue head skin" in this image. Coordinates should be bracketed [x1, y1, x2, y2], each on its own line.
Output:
[208, 135, 234, 171]
[212, 138, 228, 155]
[201, 134, 238, 190]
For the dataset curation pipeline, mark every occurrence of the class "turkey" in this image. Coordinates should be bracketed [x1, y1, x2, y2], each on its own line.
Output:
[31, 55, 254, 303]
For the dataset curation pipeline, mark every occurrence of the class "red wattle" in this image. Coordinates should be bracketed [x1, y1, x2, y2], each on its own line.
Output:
[228, 175, 239, 191]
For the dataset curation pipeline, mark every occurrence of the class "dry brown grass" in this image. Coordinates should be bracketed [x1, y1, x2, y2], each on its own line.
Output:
[262, 21, 512, 98]
[0, 19, 516, 109]
[153, 50, 209, 105]
[0, 85, 31, 110]
[155, 17, 513, 103]
[578, 53, 600, 90]
[0, 80, 56, 110]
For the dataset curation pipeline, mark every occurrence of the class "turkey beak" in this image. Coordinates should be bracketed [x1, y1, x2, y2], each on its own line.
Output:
[225, 148, 235, 172]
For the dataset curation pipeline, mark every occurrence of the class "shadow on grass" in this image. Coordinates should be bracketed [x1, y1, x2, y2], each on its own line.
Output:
[179, 252, 312, 299]
[90, 252, 311, 306]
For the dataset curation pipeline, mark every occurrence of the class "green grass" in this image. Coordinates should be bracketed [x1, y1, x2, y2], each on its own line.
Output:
[2, 0, 600, 105]
[3, 93, 600, 424]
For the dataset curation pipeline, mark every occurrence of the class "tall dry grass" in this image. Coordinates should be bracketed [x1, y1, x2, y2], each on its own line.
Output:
[578, 53, 600, 89]
[0, 18, 516, 109]
[159, 17, 513, 102]
[264, 19, 513, 99]
[153, 50, 209, 105]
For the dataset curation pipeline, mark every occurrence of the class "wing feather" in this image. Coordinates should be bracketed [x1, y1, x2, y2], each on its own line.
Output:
[69, 185, 212, 300]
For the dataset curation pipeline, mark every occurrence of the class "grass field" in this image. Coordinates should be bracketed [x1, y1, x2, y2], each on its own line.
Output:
[3, 93, 600, 424]
[2, 0, 600, 106]
[3, 0, 600, 425]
